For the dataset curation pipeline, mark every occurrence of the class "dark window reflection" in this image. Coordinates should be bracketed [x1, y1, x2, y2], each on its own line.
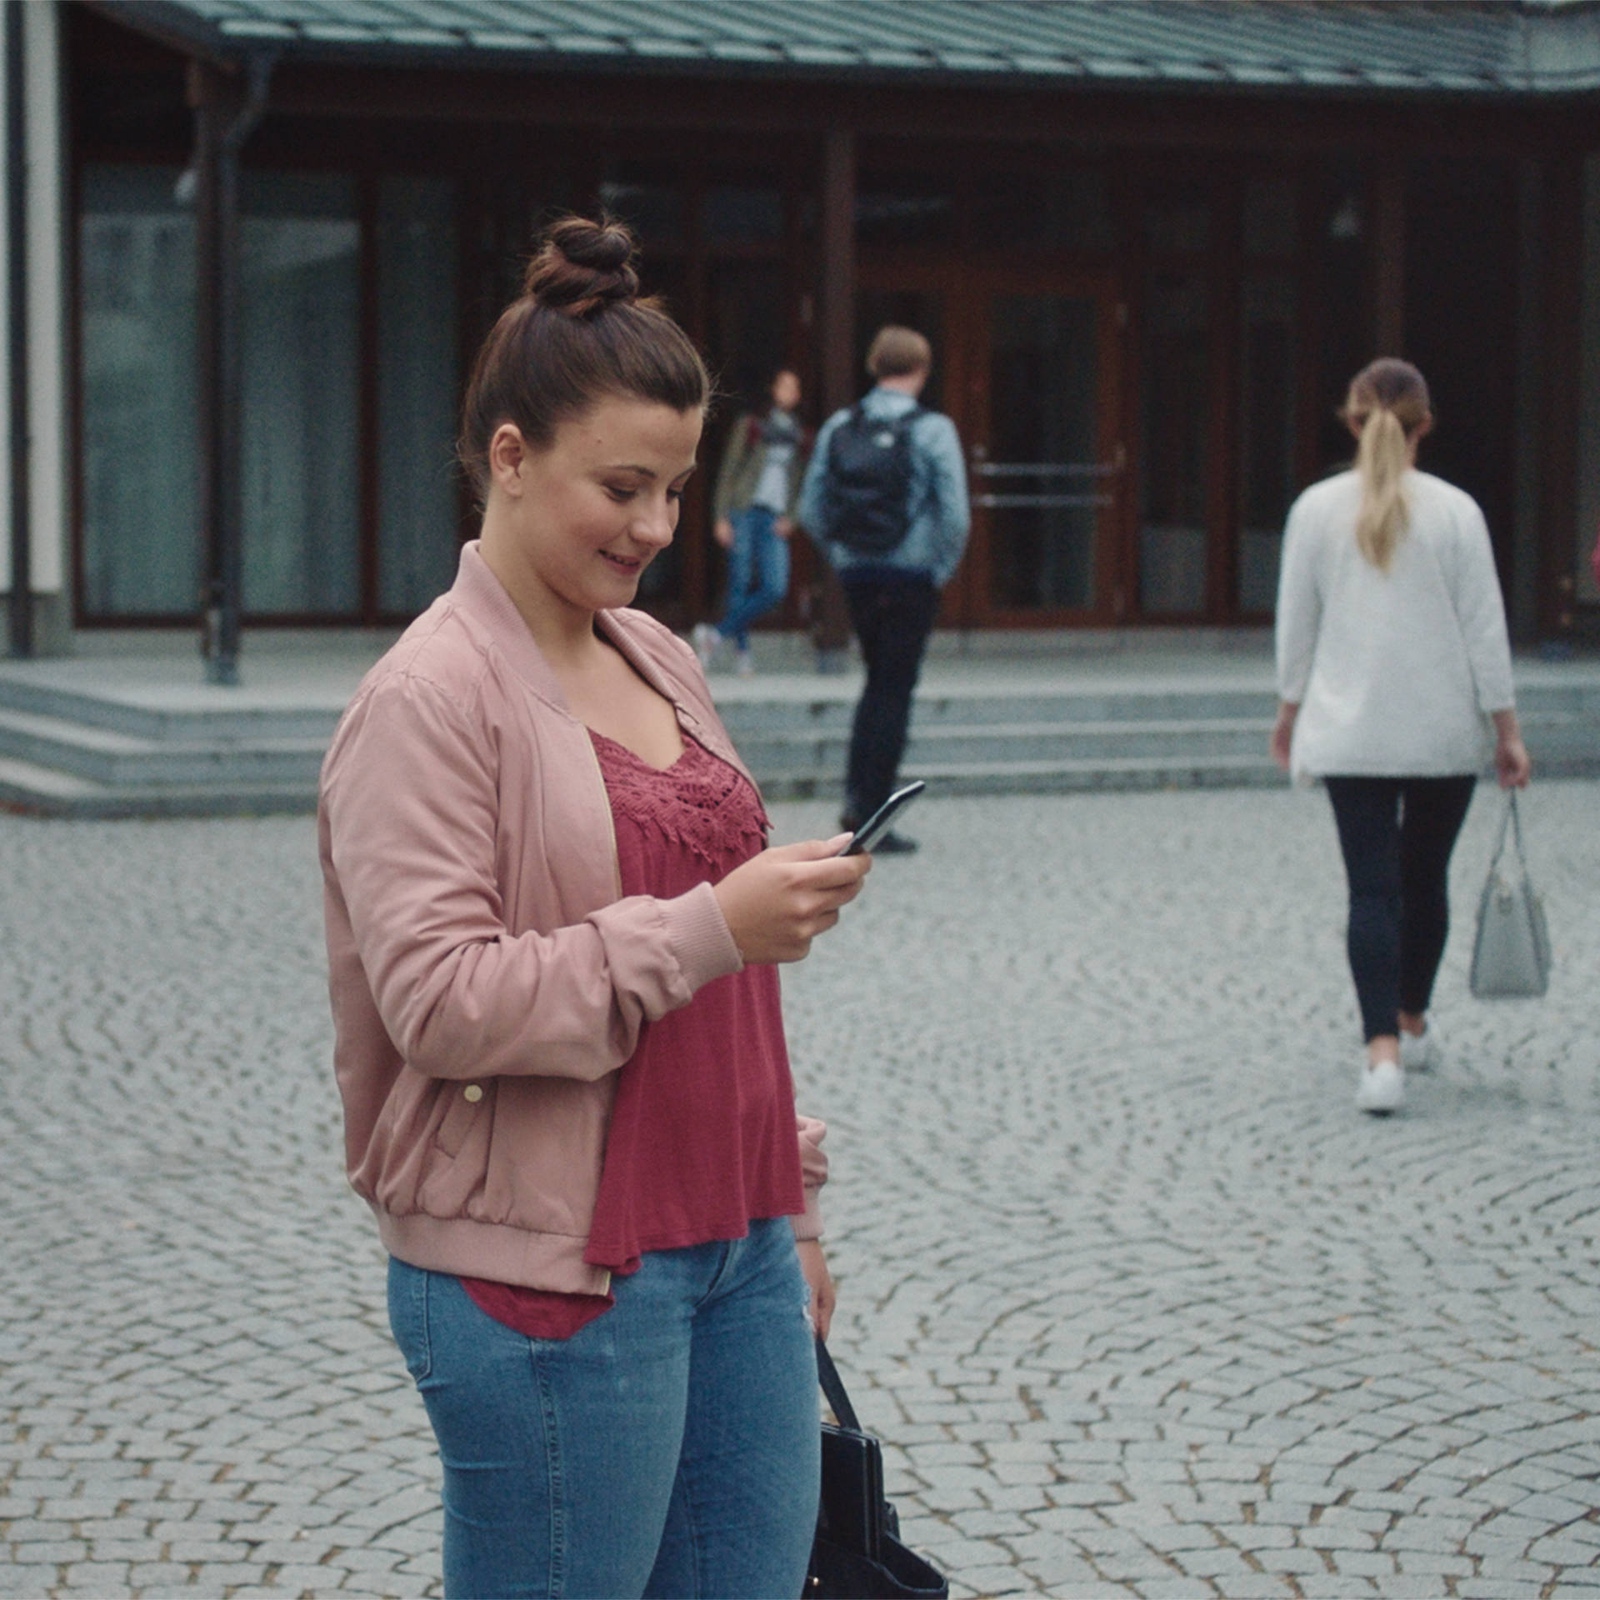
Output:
[705, 186, 784, 244]
[599, 163, 685, 246]
[986, 294, 1100, 611]
[1140, 271, 1211, 614]
[1243, 177, 1297, 260]
[1238, 275, 1297, 613]
[857, 179, 956, 248]
[972, 168, 1114, 253]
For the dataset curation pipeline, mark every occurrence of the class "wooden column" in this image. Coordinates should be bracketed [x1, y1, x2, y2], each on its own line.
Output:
[6, 0, 30, 658]
[811, 128, 855, 659]
[1537, 152, 1584, 642]
[1374, 169, 1405, 358]
[187, 53, 271, 686]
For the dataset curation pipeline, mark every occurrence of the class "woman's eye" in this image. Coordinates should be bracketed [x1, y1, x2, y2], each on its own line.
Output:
[605, 485, 636, 503]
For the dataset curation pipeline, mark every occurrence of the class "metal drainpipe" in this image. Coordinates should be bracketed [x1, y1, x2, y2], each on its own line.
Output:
[199, 51, 273, 686]
[7, 0, 31, 660]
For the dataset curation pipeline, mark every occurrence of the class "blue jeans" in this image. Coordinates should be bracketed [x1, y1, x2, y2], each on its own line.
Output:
[720, 506, 791, 648]
[387, 1217, 819, 1600]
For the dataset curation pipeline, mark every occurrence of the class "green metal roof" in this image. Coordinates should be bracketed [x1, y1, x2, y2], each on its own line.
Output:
[97, 1, 1600, 95]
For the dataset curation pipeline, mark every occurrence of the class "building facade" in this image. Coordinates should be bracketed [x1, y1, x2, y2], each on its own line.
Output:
[6, 0, 1600, 653]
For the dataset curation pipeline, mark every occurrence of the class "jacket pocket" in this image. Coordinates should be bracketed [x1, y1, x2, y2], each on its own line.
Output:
[432, 1080, 488, 1159]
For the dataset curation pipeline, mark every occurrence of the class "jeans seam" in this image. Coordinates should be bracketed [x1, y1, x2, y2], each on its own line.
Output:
[529, 1341, 566, 1598]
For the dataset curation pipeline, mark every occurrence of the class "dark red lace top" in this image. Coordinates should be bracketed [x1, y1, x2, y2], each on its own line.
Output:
[461, 729, 804, 1340]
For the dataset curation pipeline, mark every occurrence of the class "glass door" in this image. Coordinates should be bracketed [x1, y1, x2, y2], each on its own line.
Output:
[967, 274, 1123, 625]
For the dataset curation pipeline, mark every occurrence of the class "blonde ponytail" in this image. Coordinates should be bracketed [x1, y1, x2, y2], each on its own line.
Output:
[1354, 406, 1410, 571]
[1341, 358, 1433, 573]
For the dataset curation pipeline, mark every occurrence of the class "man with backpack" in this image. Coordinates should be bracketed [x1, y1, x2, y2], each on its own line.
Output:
[798, 326, 970, 854]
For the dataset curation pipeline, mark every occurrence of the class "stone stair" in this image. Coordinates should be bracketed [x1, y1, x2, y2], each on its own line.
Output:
[0, 645, 1595, 818]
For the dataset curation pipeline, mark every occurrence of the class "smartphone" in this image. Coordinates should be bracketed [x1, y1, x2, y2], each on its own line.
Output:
[839, 781, 926, 855]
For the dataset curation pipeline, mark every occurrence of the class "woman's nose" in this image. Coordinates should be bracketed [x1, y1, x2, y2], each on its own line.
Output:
[634, 497, 677, 548]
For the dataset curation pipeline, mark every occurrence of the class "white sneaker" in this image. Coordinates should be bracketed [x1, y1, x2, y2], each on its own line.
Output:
[1399, 1019, 1443, 1074]
[690, 623, 720, 671]
[1355, 1059, 1404, 1115]
[734, 647, 755, 678]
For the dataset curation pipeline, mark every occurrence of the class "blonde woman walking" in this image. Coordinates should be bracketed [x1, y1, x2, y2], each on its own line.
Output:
[1272, 358, 1530, 1114]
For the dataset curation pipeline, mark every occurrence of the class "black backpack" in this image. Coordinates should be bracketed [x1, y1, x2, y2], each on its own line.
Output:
[825, 402, 924, 556]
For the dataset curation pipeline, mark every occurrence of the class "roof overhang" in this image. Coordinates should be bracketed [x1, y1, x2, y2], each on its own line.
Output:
[78, 1, 1600, 99]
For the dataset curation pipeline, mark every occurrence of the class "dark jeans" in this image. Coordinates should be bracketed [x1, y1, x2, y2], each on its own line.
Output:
[1324, 775, 1477, 1042]
[841, 571, 939, 824]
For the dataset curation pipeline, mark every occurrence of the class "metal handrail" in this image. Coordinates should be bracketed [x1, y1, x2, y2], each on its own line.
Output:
[973, 461, 1121, 479]
[972, 493, 1115, 509]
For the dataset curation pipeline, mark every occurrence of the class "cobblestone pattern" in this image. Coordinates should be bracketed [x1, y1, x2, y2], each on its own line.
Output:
[0, 782, 1597, 1598]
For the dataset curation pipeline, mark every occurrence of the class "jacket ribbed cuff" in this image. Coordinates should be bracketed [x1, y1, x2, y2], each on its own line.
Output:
[662, 880, 744, 994]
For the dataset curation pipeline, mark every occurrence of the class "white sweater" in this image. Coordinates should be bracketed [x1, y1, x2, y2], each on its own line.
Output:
[1275, 469, 1515, 780]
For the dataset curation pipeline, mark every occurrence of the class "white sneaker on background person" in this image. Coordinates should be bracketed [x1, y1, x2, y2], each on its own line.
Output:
[735, 647, 755, 677]
[1355, 1058, 1404, 1115]
[1400, 1018, 1443, 1074]
[690, 622, 721, 672]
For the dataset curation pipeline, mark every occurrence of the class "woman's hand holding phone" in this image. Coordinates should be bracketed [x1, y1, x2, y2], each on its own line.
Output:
[714, 838, 871, 964]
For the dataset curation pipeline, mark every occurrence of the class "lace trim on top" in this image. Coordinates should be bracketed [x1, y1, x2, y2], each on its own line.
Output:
[589, 730, 767, 867]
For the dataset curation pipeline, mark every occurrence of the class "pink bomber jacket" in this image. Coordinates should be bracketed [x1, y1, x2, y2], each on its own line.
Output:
[319, 542, 826, 1296]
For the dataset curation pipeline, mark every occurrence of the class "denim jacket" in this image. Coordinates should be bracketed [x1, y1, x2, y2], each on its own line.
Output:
[798, 387, 971, 587]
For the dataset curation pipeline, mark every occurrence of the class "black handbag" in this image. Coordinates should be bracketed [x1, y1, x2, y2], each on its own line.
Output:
[805, 1339, 949, 1600]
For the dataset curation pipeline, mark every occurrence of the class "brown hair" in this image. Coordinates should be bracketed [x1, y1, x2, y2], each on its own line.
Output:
[457, 215, 711, 500]
[1341, 358, 1433, 572]
[866, 325, 933, 380]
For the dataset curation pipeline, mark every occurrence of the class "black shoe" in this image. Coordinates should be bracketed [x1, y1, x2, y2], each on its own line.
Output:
[869, 829, 919, 855]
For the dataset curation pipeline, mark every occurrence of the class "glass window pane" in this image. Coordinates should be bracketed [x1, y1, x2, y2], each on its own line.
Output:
[240, 171, 361, 616]
[1243, 177, 1297, 259]
[1145, 197, 1210, 255]
[856, 289, 944, 412]
[378, 176, 460, 616]
[79, 165, 198, 617]
[599, 162, 685, 246]
[631, 257, 690, 605]
[705, 185, 783, 245]
[985, 295, 1100, 611]
[971, 167, 1113, 253]
[1140, 272, 1210, 615]
[1238, 276, 1297, 613]
[856, 178, 956, 248]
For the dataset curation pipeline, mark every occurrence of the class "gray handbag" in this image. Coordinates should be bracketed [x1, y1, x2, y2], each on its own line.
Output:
[1469, 792, 1551, 1000]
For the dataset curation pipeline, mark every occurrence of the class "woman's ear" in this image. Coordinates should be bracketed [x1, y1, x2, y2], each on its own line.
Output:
[488, 423, 528, 495]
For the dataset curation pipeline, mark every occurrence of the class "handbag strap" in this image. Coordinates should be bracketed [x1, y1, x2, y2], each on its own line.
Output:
[815, 1337, 863, 1434]
[1491, 790, 1529, 876]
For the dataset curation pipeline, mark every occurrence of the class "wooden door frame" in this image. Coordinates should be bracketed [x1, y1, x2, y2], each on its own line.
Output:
[858, 256, 1127, 628]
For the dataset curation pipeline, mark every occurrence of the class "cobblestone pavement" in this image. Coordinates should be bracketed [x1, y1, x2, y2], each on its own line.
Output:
[2, 781, 1598, 1599]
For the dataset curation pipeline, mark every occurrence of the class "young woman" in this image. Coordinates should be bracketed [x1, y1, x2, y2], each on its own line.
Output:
[693, 367, 808, 676]
[1273, 358, 1530, 1115]
[319, 216, 872, 1599]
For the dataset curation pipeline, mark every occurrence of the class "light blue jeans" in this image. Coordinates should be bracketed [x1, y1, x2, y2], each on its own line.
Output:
[720, 505, 791, 648]
[388, 1217, 819, 1600]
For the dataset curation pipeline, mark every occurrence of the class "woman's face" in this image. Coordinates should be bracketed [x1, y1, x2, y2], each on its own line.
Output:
[490, 396, 702, 616]
[771, 370, 801, 411]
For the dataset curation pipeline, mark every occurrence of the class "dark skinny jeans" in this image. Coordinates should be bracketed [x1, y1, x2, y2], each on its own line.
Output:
[1324, 775, 1477, 1042]
[841, 570, 939, 825]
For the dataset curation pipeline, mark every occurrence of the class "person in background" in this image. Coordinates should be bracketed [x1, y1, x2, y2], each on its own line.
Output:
[798, 326, 970, 855]
[1273, 357, 1531, 1116]
[693, 368, 808, 677]
[320, 216, 872, 1600]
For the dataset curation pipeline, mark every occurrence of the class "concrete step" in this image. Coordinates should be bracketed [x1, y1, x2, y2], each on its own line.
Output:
[0, 706, 327, 789]
[0, 671, 342, 742]
[758, 751, 1287, 800]
[0, 753, 314, 820]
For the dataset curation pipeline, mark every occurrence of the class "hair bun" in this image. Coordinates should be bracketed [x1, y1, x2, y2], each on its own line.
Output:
[524, 216, 640, 317]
